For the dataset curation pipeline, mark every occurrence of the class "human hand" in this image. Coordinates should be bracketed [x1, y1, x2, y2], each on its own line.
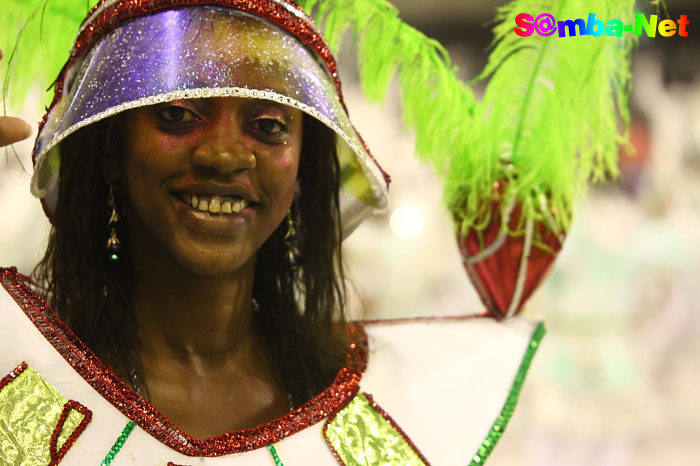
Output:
[0, 116, 32, 147]
[0, 49, 32, 147]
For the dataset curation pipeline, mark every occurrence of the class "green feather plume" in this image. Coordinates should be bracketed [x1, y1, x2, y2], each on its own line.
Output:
[446, 0, 638, 237]
[298, 0, 478, 170]
[301, 0, 642, 239]
[1, 0, 91, 111]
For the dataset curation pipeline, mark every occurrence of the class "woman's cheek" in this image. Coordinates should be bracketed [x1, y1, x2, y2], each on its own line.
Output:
[150, 132, 194, 158]
[265, 149, 299, 201]
[263, 143, 300, 175]
[275, 151, 295, 170]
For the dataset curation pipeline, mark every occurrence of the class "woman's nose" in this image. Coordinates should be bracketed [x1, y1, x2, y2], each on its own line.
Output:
[191, 124, 256, 174]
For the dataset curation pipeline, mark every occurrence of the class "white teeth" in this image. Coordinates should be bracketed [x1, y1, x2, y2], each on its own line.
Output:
[183, 194, 249, 215]
[232, 200, 249, 214]
[232, 200, 242, 214]
[209, 198, 221, 213]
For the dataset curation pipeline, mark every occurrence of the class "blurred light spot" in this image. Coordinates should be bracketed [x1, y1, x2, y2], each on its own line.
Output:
[390, 206, 423, 239]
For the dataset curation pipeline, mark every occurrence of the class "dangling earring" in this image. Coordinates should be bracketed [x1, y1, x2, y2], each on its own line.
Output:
[283, 209, 301, 271]
[106, 186, 121, 262]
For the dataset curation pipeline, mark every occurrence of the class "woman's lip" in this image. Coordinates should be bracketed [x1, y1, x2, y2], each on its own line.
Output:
[172, 191, 257, 211]
[171, 194, 255, 234]
[171, 182, 260, 204]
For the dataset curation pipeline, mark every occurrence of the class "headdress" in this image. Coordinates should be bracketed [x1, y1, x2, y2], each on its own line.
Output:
[3, 0, 390, 237]
[2, 0, 641, 318]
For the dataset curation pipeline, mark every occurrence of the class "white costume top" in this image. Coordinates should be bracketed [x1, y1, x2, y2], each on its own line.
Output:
[0, 267, 543, 465]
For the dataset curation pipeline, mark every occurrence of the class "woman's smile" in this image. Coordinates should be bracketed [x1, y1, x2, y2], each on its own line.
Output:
[170, 187, 258, 235]
[123, 96, 303, 275]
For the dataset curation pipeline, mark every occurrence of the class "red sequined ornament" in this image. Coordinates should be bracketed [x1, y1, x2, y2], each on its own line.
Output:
[457, 194, 563, 319]
[1, 267, 368, 457]
[0, 361, 28, 391]
[49, 400, 93, 466]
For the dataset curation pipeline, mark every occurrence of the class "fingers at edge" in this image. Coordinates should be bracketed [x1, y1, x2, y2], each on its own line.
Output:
[0, 117, 33, 147]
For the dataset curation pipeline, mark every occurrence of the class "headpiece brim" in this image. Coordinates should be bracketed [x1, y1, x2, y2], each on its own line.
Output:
[31, 2, 389, 237]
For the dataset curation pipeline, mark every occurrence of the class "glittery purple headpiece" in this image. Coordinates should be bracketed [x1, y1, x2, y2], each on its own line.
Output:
[31, 0, 389, 236]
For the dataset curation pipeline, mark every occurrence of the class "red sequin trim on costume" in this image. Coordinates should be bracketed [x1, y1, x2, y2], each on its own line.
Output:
[49, 400, 93, 466]
[35, 0, 391, 188]
[0, 267, 367, 457]
[0, 361, 28, 391]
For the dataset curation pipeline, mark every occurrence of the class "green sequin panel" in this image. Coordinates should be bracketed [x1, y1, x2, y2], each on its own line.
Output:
[325, 393, 426, 466]
[470, 322, 546, 465]
[0, 366, 85, 465]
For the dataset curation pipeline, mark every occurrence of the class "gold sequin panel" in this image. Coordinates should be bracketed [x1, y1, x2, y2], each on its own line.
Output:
[325, 393, 427, 465]
[0, 363, 87, 465]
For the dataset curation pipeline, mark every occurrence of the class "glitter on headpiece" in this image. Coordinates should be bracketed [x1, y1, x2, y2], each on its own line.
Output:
[25, 0, 390, 237]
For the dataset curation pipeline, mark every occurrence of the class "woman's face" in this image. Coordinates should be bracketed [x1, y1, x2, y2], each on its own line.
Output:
[123, 97, 303, 275]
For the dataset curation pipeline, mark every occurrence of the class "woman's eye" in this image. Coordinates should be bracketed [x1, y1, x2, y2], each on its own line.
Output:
[250, 118, 288, 136]
[158, 106, 199, 123]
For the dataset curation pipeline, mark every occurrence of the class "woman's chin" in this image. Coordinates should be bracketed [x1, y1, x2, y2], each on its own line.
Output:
[170, 244, 256, 278]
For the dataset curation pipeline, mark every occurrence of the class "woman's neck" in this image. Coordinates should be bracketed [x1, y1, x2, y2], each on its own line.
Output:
[128, 251, 290, 437]
[130, 250, 257, 363]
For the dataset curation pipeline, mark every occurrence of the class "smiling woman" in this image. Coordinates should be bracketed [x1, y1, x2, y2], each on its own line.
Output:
[35, 97, 350, 437]
[0, 1, 547, 465]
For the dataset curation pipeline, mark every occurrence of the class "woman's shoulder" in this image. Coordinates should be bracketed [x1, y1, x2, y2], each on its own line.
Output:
[0, 266, 125, 465]
[0, 265, 47, 300]
[0, 266, 35, 317]
[0, 266, 54, 358]
[0, 266, 53, 330]
[0, 265, 32, 284]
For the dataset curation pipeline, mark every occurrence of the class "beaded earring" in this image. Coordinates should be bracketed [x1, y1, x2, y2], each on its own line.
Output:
[106, 186, 121, 262]
[283, 209, 301, 271]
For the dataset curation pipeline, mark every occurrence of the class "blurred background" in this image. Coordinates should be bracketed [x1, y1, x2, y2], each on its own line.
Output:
[1, 0, 699, 464]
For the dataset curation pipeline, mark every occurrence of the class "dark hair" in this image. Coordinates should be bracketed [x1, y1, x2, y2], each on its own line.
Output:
[33, 111, 349, 406]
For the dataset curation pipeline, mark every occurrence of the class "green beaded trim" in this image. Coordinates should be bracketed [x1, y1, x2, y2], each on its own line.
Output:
[268, 444, 285, 465]
[100, 421, 136, 465]
[469, 322, 545, 465]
